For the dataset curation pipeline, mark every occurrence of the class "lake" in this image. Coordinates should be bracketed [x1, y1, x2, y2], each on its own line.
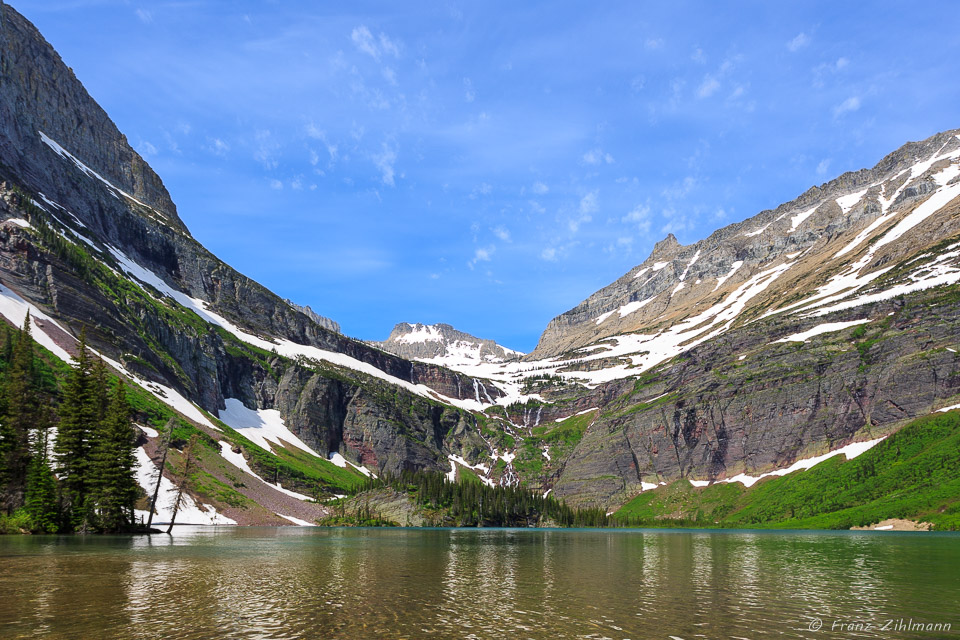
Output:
[1, 527, 958, 639]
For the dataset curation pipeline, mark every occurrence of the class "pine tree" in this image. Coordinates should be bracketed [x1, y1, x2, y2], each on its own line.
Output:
[24, 415, 59, 533]
[88, 380, 138, 532]
[1, 314, 39, 514]
[55, 329, 96, 529]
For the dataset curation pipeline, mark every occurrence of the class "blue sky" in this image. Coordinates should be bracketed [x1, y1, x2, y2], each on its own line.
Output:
[13, 1, 960, 352]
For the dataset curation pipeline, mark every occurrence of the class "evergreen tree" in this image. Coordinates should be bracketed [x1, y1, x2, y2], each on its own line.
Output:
[55, 329, 96, 529]
[87, 380, 138, 532]
[1, 314, 39, 514]
[24, 415, 59, 533]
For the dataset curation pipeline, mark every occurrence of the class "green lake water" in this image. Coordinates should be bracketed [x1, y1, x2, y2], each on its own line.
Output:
[1, 527, 958, 639]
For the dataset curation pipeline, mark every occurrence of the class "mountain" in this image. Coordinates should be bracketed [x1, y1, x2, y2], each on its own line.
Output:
[0, 5, 509, 525]
[433, 126, 960, 508]
[374, 322, 522, 366]
[530, 130, 960, 361]
[1, 4, 959, 525]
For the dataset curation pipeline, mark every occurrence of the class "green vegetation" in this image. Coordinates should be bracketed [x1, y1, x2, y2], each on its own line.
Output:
[0, 320, 140, 534]
[613, 409, 960, 530]
[204, 413, 366, 497]
[338, 469, 612, 528]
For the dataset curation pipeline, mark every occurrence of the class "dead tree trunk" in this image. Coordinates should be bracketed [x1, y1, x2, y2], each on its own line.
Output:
[166, 433, 199, 535]
[146, 418, 175, 530]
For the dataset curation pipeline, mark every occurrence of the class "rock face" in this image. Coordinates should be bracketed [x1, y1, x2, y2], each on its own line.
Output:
[549, 290, 960, 507]
[375, 322, 522, 364]
[285, 300, 340, 334]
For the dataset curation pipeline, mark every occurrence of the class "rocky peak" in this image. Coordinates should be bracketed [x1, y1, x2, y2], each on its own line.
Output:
[375, 322, 522, 365]
[0, 4, 185, 232]
[650, 233, 682, 259]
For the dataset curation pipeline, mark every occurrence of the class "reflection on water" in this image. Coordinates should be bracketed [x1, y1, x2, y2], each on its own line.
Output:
[1, 527, 959, 639]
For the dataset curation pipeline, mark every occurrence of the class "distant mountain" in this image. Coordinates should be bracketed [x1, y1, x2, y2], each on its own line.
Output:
[375, 322, 522, 366]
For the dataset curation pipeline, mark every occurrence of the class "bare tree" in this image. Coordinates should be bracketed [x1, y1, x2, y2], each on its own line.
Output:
[146, 418, 175, 530]
[166, 433, 199, 535]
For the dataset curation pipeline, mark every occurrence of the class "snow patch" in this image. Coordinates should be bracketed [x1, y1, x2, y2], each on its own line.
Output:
[713, 260, 744, 291]
[134, 447, 236, 526]
[217, 441, 313, 500]
[276, 513, 315, 526]
[744, 223, 770, 237]
[836, 188, 869, 214]
[617, 298, 654, 318]
[789, 205, 818, 232]
[39, 131, 163, 216]
[139, 425, 159, 438]
[219, 398, 319, 458]
[773, 318, 871, 343]
[721, 437, 885, 488]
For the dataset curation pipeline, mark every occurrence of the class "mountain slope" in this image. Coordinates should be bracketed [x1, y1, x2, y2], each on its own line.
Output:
[0, 5, 515, 524]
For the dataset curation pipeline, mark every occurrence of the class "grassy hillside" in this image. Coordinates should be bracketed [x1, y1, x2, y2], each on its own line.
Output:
[614, 409, 960, 530]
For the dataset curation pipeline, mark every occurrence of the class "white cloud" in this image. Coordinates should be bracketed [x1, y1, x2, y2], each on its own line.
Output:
[254, 129, 279, 170]
[351, 27, 401, 62]
[835, 57, 849, 69]
[532, 181, 549, 195]
[644, 38, 663, 50]
[662, 176, 697, 200]
[306, 125, 338, 164]
[528, 200, 546, 214]
[381, 67, 397, 86]
[582, 148, 614, 165]
[137, 140, 158, 157]
[470, 182, 493, 199]
[579, 191, 599, 215]
[691, 48, 706, 64]
[464, 77, 476, 102]
[833, 96, 861, 117]
[697, 75, 720, 99]
[379, 33, 401, 58]
[269, 179, 283, 190]
[540, 247, 557, 261]
[622, 204, 651, 234]
[135, 8, 152, 23]
[206, 138, 229, 157]
[351, 26, 380, 59]
[492, 226, 511, 242]
[816, 159, 831, 176]
[468, 245, 495, 269]
[787, 32, 810, 52]
[372, 143, 397, 186]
